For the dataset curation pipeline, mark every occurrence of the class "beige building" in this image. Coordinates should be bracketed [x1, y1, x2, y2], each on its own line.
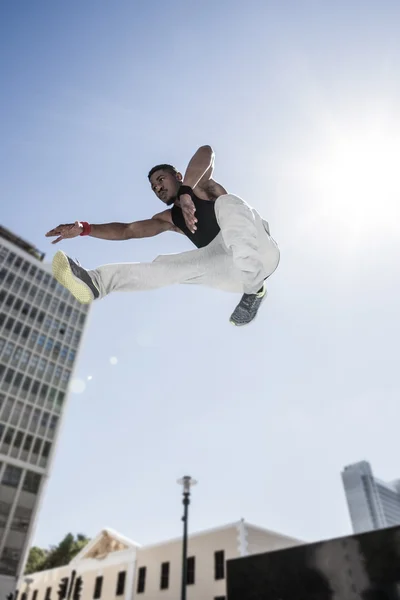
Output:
[16, 520, 302, 599]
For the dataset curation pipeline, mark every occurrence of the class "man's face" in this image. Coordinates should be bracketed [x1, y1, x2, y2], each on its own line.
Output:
[149, 169, 182, 205]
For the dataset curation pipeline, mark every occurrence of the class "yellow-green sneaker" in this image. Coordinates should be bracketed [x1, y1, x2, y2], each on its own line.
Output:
[52, 251, 99, 304]
[229, 282, 267, 326]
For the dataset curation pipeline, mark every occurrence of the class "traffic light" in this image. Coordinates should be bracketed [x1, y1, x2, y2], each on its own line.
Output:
[57, 577, 69, 599]
[73, 576, 83, 600]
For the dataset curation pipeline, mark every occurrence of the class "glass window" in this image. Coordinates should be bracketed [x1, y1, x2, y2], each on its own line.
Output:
[20, 406, 32, 429]
[11, 368, 22, 390]
[54, 366, 62, 382]
[45, 363, 55, 380]
[2, 398, 14, 421]
[13, 321, 22, 335]
[21, 302, 30, 316]
[37, 358, 47, 375]
[39, 384, 49, 402]
[36, 311, 45, 325]
[29, 353, 39, 373]
[160, 563, 169, 590]
[30, 409, 41, 432]
[2, 464, 22, 487]
[61, 370, 70, 385]
[42, 441, 51, 458]
[37, 334, 46, 347]
[214, 550, 225, 580]
[5, 317, 15, 331]
[13, 298, 22, 312]
[29, 285, 38, 299]
[43, 316, 52, 330]
[11, 346, 23, 366]
[5, 368, 15, 384]
[11, 276, 23, 293]
[29, 265, 37, 279]
[137, 567, 146, 594]
[5, 272, 15, 285]
[116, 571, 126, 596]
[187, 556, 195, 585]
[40, 412, 50, 429]
[43, 273, 51, 285]
[21, 260, 30, 274]
[4, 341, 15, 359]
[5, 293, 15, 308]
[23, 434, 33, 452]
[35, 269, 44, 283]
[13, 430, 23, 449]
[11, 401, 24, 426]
[32, 437, 42, 455]
[6, 251, 16, 265]
[31, 380, 40, 397]
[21, 325, 31, 339]
[20, 349, 31, 366]
[94, 576, 103, 599]
[23, 471, 41, 494]
[22, 376, 32, 392]
[48, 415, 58, 438]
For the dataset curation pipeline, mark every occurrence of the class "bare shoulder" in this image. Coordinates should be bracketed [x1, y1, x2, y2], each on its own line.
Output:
[197, 178, 228, 200]
[152, 208, 183, 234]
[152, 208, 174, 223]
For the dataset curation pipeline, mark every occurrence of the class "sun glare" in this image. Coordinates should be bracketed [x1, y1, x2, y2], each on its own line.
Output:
[303, 125, 400, 235]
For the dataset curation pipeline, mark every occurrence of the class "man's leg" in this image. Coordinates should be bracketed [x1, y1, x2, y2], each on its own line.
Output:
[214, 194, 280, 325]
[214, 194, 279, 293]
[51, 237, 241, 305]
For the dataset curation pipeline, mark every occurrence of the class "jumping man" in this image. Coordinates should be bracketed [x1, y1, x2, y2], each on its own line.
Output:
[45, 145, 280, 326]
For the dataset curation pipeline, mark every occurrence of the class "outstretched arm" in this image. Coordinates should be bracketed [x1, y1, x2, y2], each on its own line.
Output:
[45, 210, 179, 244]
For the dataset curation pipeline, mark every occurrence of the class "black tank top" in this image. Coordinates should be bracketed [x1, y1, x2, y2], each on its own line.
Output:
[171, 192, 220, 248]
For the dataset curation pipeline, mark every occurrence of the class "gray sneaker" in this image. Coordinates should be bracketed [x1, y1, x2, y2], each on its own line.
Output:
[52, 251, 99, 304]
[230, 282, 267, 326]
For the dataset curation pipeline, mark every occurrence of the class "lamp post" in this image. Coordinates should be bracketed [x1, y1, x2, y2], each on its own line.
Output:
[177, 476, 197, 600]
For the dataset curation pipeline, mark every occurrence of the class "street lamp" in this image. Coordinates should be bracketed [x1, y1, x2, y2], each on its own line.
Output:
[177, 475, 197, 600]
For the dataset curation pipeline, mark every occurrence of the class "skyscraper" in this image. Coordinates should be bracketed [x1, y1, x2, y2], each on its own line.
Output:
[0, 225, 89, 593]
[342, 460, 400, 534]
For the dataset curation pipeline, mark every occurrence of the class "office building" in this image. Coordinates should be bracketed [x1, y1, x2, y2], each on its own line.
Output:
[16, 520, 302, 600]
[342, 460, 400, 533]
[0, 226, 89, 595]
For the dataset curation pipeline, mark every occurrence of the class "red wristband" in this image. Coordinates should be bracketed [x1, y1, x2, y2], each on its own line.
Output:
[79, 222, 91, 236]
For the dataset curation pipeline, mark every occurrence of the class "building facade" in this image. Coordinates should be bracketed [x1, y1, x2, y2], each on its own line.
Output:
[16, 521, 302, 600]
[0, 226, 89, 595]
[342, 460, 400, 533]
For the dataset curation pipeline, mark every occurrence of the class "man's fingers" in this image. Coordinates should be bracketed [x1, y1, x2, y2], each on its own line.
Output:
[52, 236, 63, 244]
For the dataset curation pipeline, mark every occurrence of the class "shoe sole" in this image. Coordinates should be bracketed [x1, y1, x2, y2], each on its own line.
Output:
[52, 251, 95, 305]
[229, 289, 267, 327]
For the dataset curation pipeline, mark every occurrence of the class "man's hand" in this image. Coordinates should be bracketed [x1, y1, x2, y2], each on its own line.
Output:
[179, 194, 197, 233]
[45, 221, 83, 244]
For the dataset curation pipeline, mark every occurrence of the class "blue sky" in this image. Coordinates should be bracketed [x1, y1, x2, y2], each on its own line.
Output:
[1, 0, 400, 549]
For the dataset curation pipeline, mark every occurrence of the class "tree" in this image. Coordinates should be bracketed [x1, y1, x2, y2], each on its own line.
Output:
[24, 534, 90, 574]
[24, 546, 48, 575]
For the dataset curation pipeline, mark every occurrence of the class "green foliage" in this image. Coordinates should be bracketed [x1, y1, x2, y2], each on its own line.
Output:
[24, 533, 90, 574]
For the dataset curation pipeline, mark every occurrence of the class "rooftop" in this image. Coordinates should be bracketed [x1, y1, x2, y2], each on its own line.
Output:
[0, 224, 45, 262]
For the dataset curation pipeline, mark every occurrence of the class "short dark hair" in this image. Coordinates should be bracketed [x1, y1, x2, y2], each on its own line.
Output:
[147, 164, 178, 180]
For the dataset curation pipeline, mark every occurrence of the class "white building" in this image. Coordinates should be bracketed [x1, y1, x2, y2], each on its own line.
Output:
[342, 460, 400, 533]
[0, 226, 89, 596]
[16, 520, 302, 600]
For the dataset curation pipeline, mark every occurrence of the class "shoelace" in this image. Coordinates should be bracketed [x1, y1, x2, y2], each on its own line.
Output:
[240, 294, 258, 310]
